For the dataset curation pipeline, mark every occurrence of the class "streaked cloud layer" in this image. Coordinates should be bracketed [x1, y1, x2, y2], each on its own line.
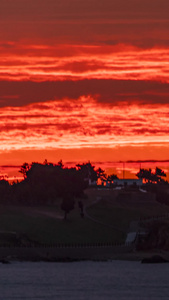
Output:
[0, 97, 169, 150]
[0, 44, 169, 82]
[0, 0, 169, 174]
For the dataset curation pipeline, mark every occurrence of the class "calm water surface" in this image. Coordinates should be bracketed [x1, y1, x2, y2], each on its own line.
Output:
[0, 260, 168, 299]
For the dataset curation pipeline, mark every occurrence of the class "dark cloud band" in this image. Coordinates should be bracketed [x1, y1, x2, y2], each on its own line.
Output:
[0, 79, 169, 108]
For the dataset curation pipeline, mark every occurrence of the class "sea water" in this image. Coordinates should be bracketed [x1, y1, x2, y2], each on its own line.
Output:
[0, 260, 168, 300]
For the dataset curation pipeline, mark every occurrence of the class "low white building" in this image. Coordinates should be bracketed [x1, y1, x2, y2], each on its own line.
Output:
[113, 178, 143, 187]
[89, 178, 97, 186]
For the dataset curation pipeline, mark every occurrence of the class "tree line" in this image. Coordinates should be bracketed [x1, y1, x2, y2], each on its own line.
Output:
[136, 167, 167, 184]
[0, 160, 117, 219]
[0, 161, 168, 218]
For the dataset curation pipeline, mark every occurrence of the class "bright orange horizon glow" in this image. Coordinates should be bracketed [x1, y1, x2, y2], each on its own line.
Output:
[1, 161, 169, 183]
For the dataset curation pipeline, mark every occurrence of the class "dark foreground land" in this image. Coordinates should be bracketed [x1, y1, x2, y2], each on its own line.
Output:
[1, 187, 169, 262]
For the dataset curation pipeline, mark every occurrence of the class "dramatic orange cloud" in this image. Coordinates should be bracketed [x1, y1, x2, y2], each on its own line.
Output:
[0, 97, 169, 151]
[0, 44, 169, 82]
[0, 0, 169, 180]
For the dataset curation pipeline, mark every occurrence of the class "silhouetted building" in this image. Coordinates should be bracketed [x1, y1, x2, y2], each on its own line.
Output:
[113, 178, 143, 187]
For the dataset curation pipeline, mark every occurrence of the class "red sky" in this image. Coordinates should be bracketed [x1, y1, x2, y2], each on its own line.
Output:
[0, 0, 169, 179]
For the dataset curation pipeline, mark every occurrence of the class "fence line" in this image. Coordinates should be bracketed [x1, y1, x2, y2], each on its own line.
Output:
[139, 213, 169, 224]
[0, 241, 133, 249]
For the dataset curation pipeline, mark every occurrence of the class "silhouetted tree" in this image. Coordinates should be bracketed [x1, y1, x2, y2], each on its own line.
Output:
[136, 167, 167, 184]
[19, 162, 30, 179]
[61, 194, 75, 220]
[96, 167, 106, 184]
[136, 168, 152, 183]
[155, 167, 166, 181]
[57, 159, 64, 168]
[43, 159, 48, 165]
[107, 174, 118, 186]
[76, 162, 97, 186]
[16, 162, 88, 205]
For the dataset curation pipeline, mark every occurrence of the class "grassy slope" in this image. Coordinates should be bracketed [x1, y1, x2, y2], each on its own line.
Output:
[0, 188, 169, 245]
[0, 205, 124, 245]
[87, 199, 169, 231]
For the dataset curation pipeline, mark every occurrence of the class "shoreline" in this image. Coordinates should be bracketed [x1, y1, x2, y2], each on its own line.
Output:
[0, 246, 168, 263]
